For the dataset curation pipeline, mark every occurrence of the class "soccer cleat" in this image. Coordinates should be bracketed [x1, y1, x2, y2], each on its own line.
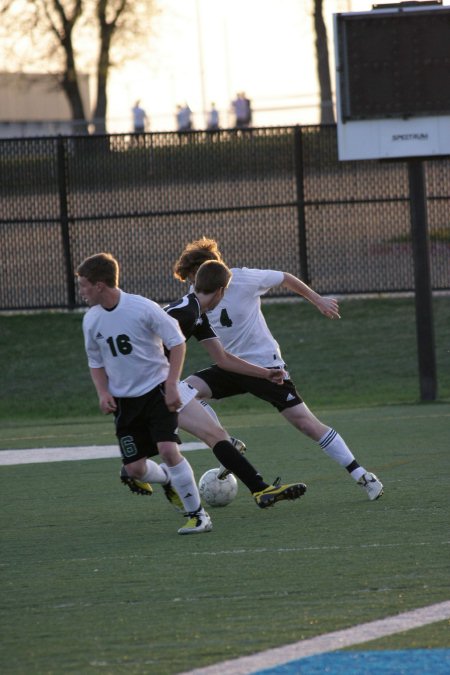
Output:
[216, 436, 247, 480]
[253, 477, 307, 509]
[178, 510, 213, 535]
[162, 483, 185, 513]
[357, 472, 384, 501]
[120, 466, 153, 496]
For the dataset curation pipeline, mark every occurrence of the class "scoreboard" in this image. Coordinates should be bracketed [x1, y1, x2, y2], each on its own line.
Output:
[334, 2, 450, 159]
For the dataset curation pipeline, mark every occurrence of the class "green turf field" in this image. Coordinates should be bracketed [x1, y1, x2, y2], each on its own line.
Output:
[1, 404, 449, 673]
[1, 298, 449, 673]
[1, 296, 449, 424]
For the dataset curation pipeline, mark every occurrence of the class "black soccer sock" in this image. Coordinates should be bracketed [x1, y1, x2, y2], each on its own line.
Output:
[212, 441, 267, 493]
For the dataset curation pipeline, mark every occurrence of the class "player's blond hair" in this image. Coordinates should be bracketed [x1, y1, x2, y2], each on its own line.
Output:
[173, 237, 223, 281]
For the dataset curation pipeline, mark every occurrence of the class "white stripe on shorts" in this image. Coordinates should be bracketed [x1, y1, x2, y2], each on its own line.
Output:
[178, 380, 199, 411]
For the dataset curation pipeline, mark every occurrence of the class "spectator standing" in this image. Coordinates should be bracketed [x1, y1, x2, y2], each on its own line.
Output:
[232, 92, 251, 128]
[242, 92, 252, 126]
[131, 100, 148, 133]
[176, 103, 193, 132]
[206, 102, 220, 131]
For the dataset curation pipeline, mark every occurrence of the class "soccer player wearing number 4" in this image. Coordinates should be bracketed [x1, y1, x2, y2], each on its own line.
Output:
[164, 259, 307, 508]
[173, 238, 384, 501]
[77, 252, 212, 535]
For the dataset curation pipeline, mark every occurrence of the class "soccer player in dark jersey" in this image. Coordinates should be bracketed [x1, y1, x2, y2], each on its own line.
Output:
[172, 238, 384, 502]
[163, 259, 307, 508]
[77, 252, 212, 535]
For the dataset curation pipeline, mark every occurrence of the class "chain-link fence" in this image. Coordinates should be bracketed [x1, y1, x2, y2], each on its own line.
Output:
[1, 126, 449, 310]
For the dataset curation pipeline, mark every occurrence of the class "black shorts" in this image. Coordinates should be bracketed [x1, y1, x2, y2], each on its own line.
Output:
[193, 366, 303, 412]
[113, 384, 180, 465]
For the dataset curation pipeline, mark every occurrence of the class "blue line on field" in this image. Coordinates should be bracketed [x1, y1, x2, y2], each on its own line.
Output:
[256, 649, 450, 674]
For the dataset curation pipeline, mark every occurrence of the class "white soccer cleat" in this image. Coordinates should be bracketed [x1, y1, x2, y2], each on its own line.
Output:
[358, 472, 384, 500]
[177, 509, 213, 535]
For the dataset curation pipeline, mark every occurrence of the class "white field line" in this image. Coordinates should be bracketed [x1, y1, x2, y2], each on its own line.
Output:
[181, 601, 450, 675]
[0, 442, 208, 466]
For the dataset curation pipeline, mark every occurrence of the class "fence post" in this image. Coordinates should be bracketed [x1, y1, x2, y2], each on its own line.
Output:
[293, 125, 309, 284]
[57, 136, 76, 309]
[407, 158, 437, 401]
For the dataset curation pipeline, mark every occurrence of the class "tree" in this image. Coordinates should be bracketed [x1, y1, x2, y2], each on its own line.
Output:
[0, 0, 159, 133]
[313, 0, 335, 124]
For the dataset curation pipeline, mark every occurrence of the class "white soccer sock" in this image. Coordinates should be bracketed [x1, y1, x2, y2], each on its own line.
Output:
[165, 458, 202, 514]
[140, 459, 169, 484]
[199, 399, 220, 424]
[318, 428, 366, 481]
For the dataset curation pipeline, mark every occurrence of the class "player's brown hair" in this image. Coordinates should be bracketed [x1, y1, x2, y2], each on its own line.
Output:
[76, 252, 119, 288]
[194, 260, 231, 294]
[173, 237, 223, 281]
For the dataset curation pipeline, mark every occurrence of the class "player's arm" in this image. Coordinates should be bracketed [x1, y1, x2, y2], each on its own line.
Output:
[89, 367, 117, 414]
[281, 272, 341, 320]
[151, 301, 186, 411]
[200, 338, 285, 384]
[164, 341, 186, 411]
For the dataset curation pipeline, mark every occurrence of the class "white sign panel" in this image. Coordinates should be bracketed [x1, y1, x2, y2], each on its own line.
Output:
[336, 115, 450, 161]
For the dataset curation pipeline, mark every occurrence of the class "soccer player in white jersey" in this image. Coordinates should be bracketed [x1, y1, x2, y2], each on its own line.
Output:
[164, 260, 307, 508]
[77, 252, 212, 535]
[173, 238, 384, 501]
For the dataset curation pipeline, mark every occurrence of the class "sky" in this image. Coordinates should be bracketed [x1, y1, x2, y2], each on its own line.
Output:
[106, 0, 381, 132]
[2, 0, 448, 133]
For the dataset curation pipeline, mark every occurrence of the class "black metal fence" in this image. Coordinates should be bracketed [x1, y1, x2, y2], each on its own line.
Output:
[1, 126, 449, 310]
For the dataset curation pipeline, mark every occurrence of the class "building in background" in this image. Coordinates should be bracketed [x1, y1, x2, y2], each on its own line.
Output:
[0, 72, 90, 138]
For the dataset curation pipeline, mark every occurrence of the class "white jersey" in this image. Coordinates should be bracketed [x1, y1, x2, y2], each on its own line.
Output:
[206, 267, 285, 368]
[82, 290, 185, 398]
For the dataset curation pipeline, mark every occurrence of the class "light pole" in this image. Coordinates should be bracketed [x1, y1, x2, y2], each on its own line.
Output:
[195, 0, 207, 127]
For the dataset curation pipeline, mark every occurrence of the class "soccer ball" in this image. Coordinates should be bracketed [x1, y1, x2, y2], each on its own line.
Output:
[198, 468, 238, 507]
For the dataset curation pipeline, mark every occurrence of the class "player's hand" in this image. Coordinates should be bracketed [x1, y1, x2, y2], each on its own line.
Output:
[99, 393, 117, 414]
[316, 296, 341, 320]
[164, 381, 182, 412]
[266, 368, 287, 385]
